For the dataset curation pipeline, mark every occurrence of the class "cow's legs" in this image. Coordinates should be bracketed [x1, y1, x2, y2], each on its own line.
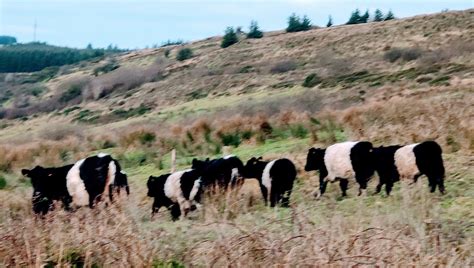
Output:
[259, 183, 268, 206]
[339, 178, 349, 197]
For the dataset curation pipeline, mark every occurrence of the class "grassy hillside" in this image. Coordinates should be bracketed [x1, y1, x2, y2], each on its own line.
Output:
[0, 9, 473, 266]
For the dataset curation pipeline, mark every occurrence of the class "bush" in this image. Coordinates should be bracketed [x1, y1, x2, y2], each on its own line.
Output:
[0, 176, 7, 189]
[384, 48, 403, 62]
[221, 27, 239, 48]
[401, 48, 422, 61]
[270, 60, 297, 74]
[247, 21, 263, 39]
[218, 132, 241, 147]
[384, 47, 422, 63]
[176, 48, 193, 61]
[302, 73, 322, 87]
[161, 40, 184, 47]
[112, 104, 151, 119]
[138, 131, 156, 145]
[286, 14, 311, 32]
[290, 124, 308, 138]
[60, 85, 82, 103]
[93, 60, 119, 76]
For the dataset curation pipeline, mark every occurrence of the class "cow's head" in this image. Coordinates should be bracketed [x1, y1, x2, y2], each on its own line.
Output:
[147, 175, 168, 197]
[304, 148, 325, 171]
[242, 157, 265, 178]
[21, 166, 53, 214]
[191, 158, 210, 171]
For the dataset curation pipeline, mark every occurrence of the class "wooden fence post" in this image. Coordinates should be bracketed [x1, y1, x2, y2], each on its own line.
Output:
[171, 149, 176, 173]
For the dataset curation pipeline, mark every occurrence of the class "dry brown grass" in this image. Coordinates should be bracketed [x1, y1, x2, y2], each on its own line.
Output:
[1, 166, 472, 266]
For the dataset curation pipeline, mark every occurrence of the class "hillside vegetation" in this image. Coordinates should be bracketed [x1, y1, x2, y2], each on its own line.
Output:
[0, 9, 473, 266]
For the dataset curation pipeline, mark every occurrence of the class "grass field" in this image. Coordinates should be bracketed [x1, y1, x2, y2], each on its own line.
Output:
[0, 8, 473, 267]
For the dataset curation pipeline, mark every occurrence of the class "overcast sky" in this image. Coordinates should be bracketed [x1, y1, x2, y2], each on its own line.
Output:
[0, 0, 471, 49]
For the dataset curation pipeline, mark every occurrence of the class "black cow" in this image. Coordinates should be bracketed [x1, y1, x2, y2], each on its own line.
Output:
[21, 154, 129, 214]
[305, 141, 374, 198]
[373, 141, 445, 195]
[191, 155, 244, 190]
[241, 157, 296, 207]
[147, 169, 202, 220]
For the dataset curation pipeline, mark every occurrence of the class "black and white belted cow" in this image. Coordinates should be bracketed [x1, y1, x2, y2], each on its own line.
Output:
[147, 169, 202, 220]
[305, 141, 374, 198]
[372, 141, 445, 195]
[21, 153, 129, 214]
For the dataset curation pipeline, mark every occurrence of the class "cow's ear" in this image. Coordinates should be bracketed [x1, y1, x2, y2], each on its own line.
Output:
[21, 169, 30, 176]
[192, 158, 198, 165]
[257, 156, 263, 161]
[205, 158, 210, 162]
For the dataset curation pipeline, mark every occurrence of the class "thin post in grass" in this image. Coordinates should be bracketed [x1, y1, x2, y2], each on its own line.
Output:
[171, 149, 176, 173]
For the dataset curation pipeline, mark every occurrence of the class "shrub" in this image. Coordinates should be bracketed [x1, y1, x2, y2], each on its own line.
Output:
[138, 131, 156, 145]
[384, 48, 403, 62]
[218, 132, 241, 147]
[161, 40, 184, 47]
[247, 21, 263, 39]
[239, 65, 255, 73]
[221, 27, 238, 48]
[121, 150, 149, 167]
[384, 47, 422, 63]
[302, 73, 322, 87]
[176, 48, 193, 61]
[74, 109, 99, 123]
[60, 85, 82, 103]
[429, 75, 451, 86]
[290, 124, 308, 138]
[0, 176, 6, 189]
[164, 49, 171, 58]
[112, 104, 151, 119]
[270, 60, 297, 74]
[93, 60, 119, 76]
[401, 48, 422, 61]
[286, 14, 311, 32]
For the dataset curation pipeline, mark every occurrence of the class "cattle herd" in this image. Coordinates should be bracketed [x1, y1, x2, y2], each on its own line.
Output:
[21, 140, 445, 220]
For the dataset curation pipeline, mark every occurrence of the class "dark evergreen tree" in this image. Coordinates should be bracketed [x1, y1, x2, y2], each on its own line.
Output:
[385, 10, 395, 21]
[221, 27, 238, 48]
[247, 20, 263, 38]
[326, 15, 333, 27]
[360, 10, 370, 23]
[287, 13, 300, 32]
[346, 9, 361, 24]
[286, 13, 312, 32]
[374, 9, 384, 22]
[86, 43, 93, 49]
[301, 15, 312, 30]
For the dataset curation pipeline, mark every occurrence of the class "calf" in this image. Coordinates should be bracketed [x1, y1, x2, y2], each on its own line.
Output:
[147, 169, 202, 220]
[305, 141, 374, 198]
[21, 154, 129, 214]
[191, 155, 244, 190]
[241, 157, 296, 207]
[373, 141, 445, 195]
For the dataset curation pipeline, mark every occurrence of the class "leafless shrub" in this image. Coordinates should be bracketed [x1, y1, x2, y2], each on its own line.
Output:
[316, 50, 354, 76]
[419, 39, 474, 65]
[270, 60, 297, 74]
[384, 47, 422, 63]
[85, 63, 166, 100]
[37, 124, 84, 141]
